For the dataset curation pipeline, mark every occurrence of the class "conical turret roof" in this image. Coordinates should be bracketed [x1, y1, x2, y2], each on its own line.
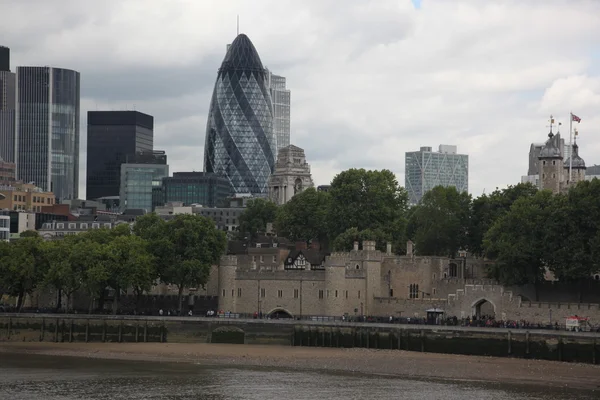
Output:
[564, 142, 586, 169]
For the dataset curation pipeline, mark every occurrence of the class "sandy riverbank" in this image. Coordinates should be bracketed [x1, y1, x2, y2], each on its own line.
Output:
[1, 342, 599, 390]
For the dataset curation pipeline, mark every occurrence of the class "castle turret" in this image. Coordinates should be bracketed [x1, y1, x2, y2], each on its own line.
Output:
[538, 117, 563, 194]
[564, 134, 586, 187]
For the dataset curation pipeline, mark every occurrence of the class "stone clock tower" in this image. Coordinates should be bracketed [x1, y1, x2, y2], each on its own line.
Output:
[268, 145, 314, 205]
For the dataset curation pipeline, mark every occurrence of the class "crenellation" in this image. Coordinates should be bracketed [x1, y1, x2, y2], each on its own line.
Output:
[209, 240, 600, 324]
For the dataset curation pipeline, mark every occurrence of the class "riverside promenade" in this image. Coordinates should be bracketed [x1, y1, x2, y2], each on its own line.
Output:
[1, 313, 599, 364]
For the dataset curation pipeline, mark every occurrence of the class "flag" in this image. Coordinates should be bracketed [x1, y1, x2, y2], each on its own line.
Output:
[571, 113, 581, 123]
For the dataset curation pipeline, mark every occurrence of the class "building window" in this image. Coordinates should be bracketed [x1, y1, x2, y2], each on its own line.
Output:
[92, 223, 100, 229]
[389, 289, 394, 297]
[433, 288, 437, 295]
[57, 223, 64, 229]
[252, 256, 256, 262]
[318, 290, 324, 299]
[81, 223, 88, 229]
[326, 290, 330, 298]
[278, 290, 283, 298]
[68, 223, 75, 229]
[261, 288, 266, 298]
[294, 289, 299, 299]
[552, 173, 556, 178]
[237, 288, 242, 297]
[409, 284, 419, 299]
[335, 290, 338, 298]
[358, 290, 361, 299]
[542, 161, 546, 166]
[552, 160, 556, 166]
[449, 263, 458, 278]
[542, 173, 546, 179]
[260, 255, 264, 263]
[345, 291, 348, 299]
[272, 255, 276, 263]
[222, 289, 225, 297]
[232, 289, 234, 297]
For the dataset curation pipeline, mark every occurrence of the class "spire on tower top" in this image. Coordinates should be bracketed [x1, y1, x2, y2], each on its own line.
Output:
[547, 115, 555, 137]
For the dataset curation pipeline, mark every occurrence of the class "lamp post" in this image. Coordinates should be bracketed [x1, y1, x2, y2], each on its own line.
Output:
[458, 250, 467, 280]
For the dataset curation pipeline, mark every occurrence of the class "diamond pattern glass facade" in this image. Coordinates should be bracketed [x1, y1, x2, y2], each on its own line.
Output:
[204, 34, 275, 195]
[405, 145, 469, 205]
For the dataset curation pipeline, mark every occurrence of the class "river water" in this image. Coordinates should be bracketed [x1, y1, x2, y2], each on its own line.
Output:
[0, 353, 596, 400]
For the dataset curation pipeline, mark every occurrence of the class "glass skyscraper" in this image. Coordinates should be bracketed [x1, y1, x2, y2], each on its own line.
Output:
[267, 69, 291, 151]
[16, 67, 80, 201]
[120, 162, 169, 212]
[204, 34, 275, 195]
[86, 111, 153, 200]
[162, 172, 232, 208]
[0, 46, 16, 163]
[405, 145, 469, 205]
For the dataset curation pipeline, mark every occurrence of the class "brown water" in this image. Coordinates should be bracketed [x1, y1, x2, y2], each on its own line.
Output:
[0, 353, 596, 400]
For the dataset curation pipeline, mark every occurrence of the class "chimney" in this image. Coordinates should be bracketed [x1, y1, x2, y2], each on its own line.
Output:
[386, 242, 392, 255]
[353, 241, 359, 251]
[310, 240, 320, 250]
[406, 240, 414, 257]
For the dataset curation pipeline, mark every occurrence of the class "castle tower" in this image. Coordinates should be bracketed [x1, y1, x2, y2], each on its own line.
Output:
[564, 133, 586, 187]
[538, 117, 563, 194]
[218, 255, 238, 312]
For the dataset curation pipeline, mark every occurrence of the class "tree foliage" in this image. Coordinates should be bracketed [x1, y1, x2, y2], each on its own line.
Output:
[134, 213, 227, 312]
[407, 186, 471, 257]
[328, 169, 408, 254]
[483, 191, 556, 294]
[275, 188, 330, 245]
[237, 198, 278, 239]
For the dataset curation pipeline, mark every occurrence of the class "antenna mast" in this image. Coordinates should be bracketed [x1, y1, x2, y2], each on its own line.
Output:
[237, 15, 239, 35]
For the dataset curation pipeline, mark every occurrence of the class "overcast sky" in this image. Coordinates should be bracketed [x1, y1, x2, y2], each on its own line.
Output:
[2, 0, 599, 199]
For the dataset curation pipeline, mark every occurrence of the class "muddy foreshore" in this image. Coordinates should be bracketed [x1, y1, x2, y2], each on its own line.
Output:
[1, 342, 599, 391]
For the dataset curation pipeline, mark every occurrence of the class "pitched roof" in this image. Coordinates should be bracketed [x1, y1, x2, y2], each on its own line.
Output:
[285, 249, 326, 265]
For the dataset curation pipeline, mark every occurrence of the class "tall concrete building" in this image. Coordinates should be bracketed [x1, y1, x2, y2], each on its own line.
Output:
[268, 145, 314, 205]
[405, 144, 469, 205]
[86, 111, 153, 200]
[0, 46, 16, 163]
[267, 69, 291, 151]
[205, 34, 275, 195]
[16, 66, 80, 201]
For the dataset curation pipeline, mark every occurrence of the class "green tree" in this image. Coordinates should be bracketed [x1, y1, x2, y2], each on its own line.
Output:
[43, 237, 82, 311]
[544, 180, 600, 300]
[135, 214, 227, 313]
[70, 239, 110, 314]
[332, 227, 391, 252]
[108, 234, 156, 313]
[483, 190, 556, 299]
[407, 186, 471, 257]
[275, 188, 330, 246]
[237, 198, 278, 239]
[468, 183, 538, 255]
[2, 235, 48, 310]
[328, 169, 408, 239]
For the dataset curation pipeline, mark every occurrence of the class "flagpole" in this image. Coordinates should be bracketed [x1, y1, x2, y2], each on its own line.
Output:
[569, 111, 573, 182]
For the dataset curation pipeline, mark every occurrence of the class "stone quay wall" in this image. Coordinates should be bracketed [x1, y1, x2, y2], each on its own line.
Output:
[1, 314, 599, 364]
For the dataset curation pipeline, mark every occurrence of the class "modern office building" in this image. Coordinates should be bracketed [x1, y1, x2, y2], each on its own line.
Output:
[15, 66, 80, 201]
[0, 46, 16, 163]
[86, 111, 153, 200]
[204, 34, 276, 195]
[162, 172, 232, 208]
[119, 162, 169, 212]
[405, 145, 469, 204]
[267, 69, 291, 151]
